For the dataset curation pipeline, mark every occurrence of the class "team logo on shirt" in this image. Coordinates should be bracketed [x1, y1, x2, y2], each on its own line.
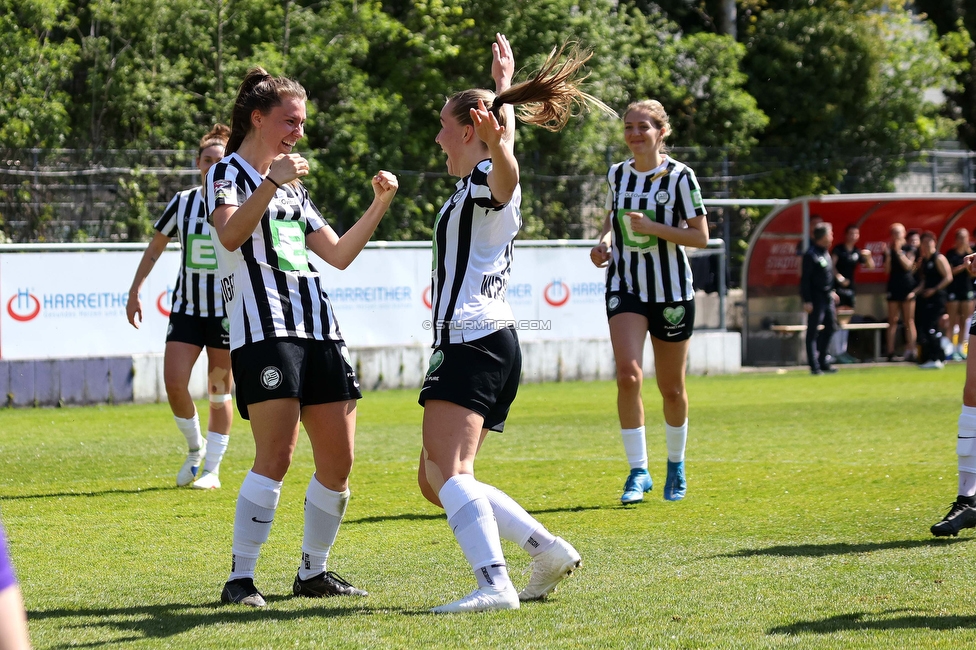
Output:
[608, 295, 621, 311]
[655, 190, 670, 204]
[426, 350, 444, 377]
[451, 188, 466, 204]
[663, 305, 686, 326]
[261, 366, 282, 390]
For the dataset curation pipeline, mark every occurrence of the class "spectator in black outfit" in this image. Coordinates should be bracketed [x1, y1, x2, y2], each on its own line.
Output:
[884, 223, 917, 361]
[801, 223, 838, 375]
[944, 227, 973, 361]
[914, 231, 952, 369]
[830, 224, 875, 363]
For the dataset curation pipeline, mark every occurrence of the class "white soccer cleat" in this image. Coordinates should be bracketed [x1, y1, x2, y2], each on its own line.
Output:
[192, 470, 221, 490]
[176, 439, 206, 487]
[518, 537, 581, 601]
[431, 584, 520, 613]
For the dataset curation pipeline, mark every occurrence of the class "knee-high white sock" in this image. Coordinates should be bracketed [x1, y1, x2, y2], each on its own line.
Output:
[203, 432, 229, 473]
[665, 420, 688, 463]
[621, 426, 647, 470]
[229, 471, 282, 581]
[958, 406, 976, 498]
[479, 482, 556, 557]
[174, 413, 203, 451]
[299, 477, 349, 580]
[439, 475, 510, 590]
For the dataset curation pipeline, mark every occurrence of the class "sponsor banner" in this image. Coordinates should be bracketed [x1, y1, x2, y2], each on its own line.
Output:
[0, 251, 181, 359]
[0, 244, 611, 357]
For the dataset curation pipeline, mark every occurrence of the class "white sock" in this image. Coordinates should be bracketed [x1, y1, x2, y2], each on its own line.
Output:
[203, 432, 229, 473]
[438, 475, 509, 589]
[174, 413, 203, 452]
[665, 420, 688, 463]
[299, 477, 349, 580]
[959, 406, 976, 498]
[480, 482, 556, 557]
[621, 426, 648, 470]
[229, 471, 282, 581]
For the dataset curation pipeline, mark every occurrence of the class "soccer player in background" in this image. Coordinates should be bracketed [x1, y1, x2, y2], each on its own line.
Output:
[801, 223, 839, 375]
[0, 521, 30, 650]
[913, 231, 952, 369]
[126, 124, 234, 489]
[590, 100, 709, 504]
[944, 228, 973, 361]
[417, 34, 611, 613]
[830, 224, 875, 363]
[931, 251, 976, 537]
[884, 223, 918, 361]
[206, 67, 398, 607]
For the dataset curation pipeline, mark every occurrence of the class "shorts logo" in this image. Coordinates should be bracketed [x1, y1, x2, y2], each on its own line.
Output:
[608, 295, 621, 311]
[655, 190, 670, 204]
[339, 345, 353, 368]
[261, 366, 282, 390]
[221, 317, 229, 333]
[167, 322, 174, 336]
[663, 306, 686, 326]
[426, 350, 444, 377]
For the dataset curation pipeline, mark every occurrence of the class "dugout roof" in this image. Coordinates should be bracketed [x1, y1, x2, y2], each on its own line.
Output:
[743, 193, 976, 298]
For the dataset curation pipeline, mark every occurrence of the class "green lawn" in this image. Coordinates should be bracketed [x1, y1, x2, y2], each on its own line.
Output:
[3, 365, 976, 648]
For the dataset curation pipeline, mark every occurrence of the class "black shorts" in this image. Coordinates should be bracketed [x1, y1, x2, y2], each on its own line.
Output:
[166, 312, 230, 349]
[606, 292, 695, 342]
[886, 284, 915, 302]
[835, 286, 856, 309]
[418, 327, 521, 433]
[231, 337, 361, 420]
[948, 288, 974, 302]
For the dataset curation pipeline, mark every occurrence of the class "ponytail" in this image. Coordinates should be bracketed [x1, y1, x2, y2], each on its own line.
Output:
[198, 123, 230, 155]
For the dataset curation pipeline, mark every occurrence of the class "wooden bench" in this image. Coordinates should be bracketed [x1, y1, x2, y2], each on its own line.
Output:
[768, 322, 888, 361]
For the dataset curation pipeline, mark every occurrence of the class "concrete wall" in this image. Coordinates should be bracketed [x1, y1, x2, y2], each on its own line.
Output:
[0, 331, 741, 406]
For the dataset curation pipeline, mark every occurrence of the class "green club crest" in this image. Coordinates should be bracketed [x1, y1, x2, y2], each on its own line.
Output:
[663, 306, 686, 326]
[221, 317, 229, 333]
[426, 350, 445, 376]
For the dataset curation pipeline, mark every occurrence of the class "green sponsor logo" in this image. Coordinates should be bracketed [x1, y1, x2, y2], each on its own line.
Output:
[615, 209, 657, 250]
[663, 305, 686, 326]
[186, 233, 218, 270]
[691, 188, 703, 209]
[270, 220, 309, 272]
[426, 350, 444, 376]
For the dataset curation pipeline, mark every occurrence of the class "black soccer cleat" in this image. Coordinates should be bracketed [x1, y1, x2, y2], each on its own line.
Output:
[293, 571, 368, 598]
[931, 500, 976, 537]
[221, 577, 266, 607]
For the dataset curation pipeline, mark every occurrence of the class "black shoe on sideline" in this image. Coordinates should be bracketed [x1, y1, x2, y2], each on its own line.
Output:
[293, 571, 368, 598]
[931, 500, 976, 537]
[221, 578, 266, 607]
[821, 365, 837, 374]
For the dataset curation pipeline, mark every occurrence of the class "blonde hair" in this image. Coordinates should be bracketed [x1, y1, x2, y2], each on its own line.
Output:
[448, 42, 615, 135]
[198, 123, 230, 155]
[624, 100, 671, 151]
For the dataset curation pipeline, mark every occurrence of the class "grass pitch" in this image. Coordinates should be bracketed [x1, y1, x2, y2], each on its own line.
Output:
[3, 365, 976, 648]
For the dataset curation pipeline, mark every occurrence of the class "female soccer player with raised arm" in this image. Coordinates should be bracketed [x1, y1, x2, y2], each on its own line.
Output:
[206, 68, 398, 607]
[126, 124, 234, 490]
[417, 33, 614, 613]
[590, 100, 709, 505]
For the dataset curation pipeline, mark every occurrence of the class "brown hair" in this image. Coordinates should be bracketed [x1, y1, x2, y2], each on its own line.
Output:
[447, 42, 615, 135]
[227, 67, 307, 154]
[198, 123, 230, 156]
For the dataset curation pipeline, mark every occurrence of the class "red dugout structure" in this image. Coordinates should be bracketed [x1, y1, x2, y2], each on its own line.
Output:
[742, 193, 976, 365]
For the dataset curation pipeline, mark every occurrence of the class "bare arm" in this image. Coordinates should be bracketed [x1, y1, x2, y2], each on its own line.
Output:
[126, 231, 171, 328]
[212, 154, 308, 252]
[306, 171, 398, 270]
[480, 33, 518, 204]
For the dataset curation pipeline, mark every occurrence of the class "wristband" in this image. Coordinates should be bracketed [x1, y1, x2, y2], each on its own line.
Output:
[265, 176, 282, 190]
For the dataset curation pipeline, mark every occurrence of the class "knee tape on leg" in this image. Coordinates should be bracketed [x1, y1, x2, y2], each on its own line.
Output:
[209, 393, 232, 404]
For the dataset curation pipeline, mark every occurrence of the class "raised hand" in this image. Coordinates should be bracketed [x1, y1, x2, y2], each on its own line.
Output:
[267, 153, 309, 185]
[371, 170, 399, 205]
[470, 99, 505, 150]
[492, 33, 514, 91]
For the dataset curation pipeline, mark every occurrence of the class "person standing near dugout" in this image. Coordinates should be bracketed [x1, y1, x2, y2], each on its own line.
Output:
[884, 222, 918, 361]
[800, 222, 838, 375]
[830, 224, 875, 363]
[206, 68, 398, 607]
[417, 34, 612, 613]
[126, 124, 234, 490]
[590, 100, 709, 505]
[944, 227, 973, 361]
[913, 231, 952, 369]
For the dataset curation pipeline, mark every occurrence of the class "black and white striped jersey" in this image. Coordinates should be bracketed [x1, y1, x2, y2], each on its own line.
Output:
[204, 152, 341, 350]
[604, 156, 707, 303]
[430, 159, 521, 346]
[153, 187, 225, 318]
